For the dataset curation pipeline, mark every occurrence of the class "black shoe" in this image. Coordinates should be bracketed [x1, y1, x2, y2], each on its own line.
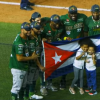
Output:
[59, 80, 66, 90]
[20, 6, 33, 11]
[28, 2, 35, 6]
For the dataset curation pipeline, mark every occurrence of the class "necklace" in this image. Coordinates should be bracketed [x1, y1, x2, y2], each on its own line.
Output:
[92, 17, 100, 27]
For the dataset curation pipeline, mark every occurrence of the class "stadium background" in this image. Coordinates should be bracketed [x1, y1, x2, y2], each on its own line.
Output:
[0, 0, 100, 100]
[0, 0, 99, 23]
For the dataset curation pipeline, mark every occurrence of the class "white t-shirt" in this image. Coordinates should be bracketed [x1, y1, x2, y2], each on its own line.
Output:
[73, 48, 87, 69]
[85, 54, 96, 71]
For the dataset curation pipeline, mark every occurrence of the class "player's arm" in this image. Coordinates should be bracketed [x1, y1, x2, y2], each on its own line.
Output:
[84, 31, 88, 37]
[15, 43, 38, 61]
[83, 17, 89, 37]
[16, 52, 38, 61]
[34, 58, 45, 71]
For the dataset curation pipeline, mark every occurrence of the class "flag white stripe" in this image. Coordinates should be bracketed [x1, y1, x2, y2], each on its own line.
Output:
[57, 52, 100, 69]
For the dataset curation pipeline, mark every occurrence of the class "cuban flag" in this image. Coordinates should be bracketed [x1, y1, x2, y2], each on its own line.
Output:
[43, 35, 100, 80]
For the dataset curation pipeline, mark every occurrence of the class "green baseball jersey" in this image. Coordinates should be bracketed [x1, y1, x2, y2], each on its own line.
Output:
[29, 35, 42, 67]
[60, 13, 87, 39]
[84, 16, 100, 36]
[41, 23, 64, 42]
[41, 17, 50, 27]
[40, 17, 50, 34]
[9, 34, 29, 71]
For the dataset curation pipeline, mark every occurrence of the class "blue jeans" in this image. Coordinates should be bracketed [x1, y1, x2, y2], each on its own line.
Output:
[86, 69, 97, 90]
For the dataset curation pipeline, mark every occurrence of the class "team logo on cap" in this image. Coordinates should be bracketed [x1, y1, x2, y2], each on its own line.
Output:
[54, 16, 59, 20]
[21, 26, 23, 28]
[24, 23, 30, 28]
[34, 22, 39, 26]
[95, 8, 99, 10]
[70, 7, 75, 11]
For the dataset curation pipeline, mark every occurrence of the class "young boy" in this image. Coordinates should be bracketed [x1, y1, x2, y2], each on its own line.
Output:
[85, 43, 97, 95]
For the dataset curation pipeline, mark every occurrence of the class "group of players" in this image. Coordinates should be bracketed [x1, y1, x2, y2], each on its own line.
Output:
[9, 4, 100, 100]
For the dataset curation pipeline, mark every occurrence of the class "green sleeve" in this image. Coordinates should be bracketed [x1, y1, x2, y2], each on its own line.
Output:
[84, 17, 89, 32]
[60, 15, 64, 24]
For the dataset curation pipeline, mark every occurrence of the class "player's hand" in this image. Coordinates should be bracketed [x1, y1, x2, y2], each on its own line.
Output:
[31, 52, 38, 60]
[39, 65, 46, 71]
[47, 39, 51, 43]
[42, 38, 47, 42]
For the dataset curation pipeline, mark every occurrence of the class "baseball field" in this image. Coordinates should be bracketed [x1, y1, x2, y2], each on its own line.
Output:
[0, 0, 100, 100]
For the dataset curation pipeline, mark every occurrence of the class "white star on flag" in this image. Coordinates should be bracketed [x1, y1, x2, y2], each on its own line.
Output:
[52, 52, 62, 64]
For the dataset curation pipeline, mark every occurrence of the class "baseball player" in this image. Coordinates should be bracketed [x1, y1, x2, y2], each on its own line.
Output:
[29, 12, 50, 96]
[41, 14, 64, 92]
[29, 12, 50, 29]
[24, 21, 45, 100]
[42, 14, 64, 42]
[9, 22, 39, 100]
[84, 4, 100, 36]
[60, 5, 87, 90]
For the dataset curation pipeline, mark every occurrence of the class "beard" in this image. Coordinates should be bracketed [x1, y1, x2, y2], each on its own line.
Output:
[93, 15, 99, 20]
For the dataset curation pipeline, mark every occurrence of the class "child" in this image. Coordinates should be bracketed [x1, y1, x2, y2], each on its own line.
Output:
[85, 43, 97, 95]
[69, 39, 92, 95]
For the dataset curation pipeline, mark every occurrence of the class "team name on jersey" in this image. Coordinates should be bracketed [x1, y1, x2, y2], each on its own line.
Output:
[64, 21, 70, 24]
[77, 18, 83, 21]
[65, 23, 83, 30]
[18, 44, 23, 50]
[30, 43, 35, 52]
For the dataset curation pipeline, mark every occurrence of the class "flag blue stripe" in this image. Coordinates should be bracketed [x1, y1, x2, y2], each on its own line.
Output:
[49, 34, 100, 46]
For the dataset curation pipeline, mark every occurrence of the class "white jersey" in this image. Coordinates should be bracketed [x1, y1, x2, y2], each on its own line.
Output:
[73, 48, 87, 69]
[86, 54, 96, 71]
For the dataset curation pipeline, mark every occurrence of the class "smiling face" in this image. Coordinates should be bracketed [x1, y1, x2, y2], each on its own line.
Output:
[88, 47, 95, 55]
[81, 44, 89, 52]
[22, 29, 31, 37]
[31, 28, 41, 37]
[68, 12, 78, 21]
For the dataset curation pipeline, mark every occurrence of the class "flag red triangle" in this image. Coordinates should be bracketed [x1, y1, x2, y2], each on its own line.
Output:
[44, 42, 75, 80]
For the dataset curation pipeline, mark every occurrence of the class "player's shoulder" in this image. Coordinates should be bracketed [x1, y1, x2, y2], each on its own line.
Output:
[85, 16, 92, 22]
[13, 34, 23, 44]
[43, 23, 50, 31]
[87, 16, 92, 19]
[78, 13, 87, 18]
[60, 14, 68, 19]
[41, 17, 50, 22]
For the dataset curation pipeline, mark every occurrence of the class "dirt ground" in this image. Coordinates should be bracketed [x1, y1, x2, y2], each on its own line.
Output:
[0, 0, 100, 23]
